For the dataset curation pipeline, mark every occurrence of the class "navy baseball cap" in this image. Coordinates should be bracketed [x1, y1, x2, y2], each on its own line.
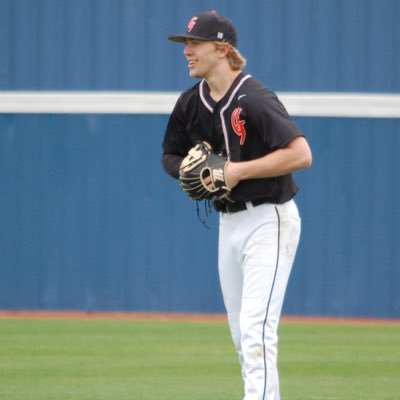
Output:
[168, 11, 237, 47]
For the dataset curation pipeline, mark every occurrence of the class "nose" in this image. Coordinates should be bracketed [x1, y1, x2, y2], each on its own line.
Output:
[183, 40, 193, 55]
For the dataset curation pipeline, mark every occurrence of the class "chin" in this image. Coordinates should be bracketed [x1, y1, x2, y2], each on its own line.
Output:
[189, 69, 202, 79]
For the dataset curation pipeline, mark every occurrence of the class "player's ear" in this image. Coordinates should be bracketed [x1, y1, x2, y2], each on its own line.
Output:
[216, 42, 230, 58]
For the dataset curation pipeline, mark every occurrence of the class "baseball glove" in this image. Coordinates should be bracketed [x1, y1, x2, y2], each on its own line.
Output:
[179, 141, 231, 201]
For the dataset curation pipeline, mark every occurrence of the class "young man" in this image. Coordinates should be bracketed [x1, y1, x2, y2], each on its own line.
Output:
[162, 11, 312, 400]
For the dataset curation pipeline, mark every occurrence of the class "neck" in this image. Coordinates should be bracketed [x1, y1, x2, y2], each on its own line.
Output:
[206, 69, 241, 102]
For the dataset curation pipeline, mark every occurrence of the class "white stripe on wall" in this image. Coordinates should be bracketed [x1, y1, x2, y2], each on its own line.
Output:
[0, 91, 399, 118]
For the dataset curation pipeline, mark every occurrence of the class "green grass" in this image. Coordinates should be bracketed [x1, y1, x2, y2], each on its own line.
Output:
[279, 323, 400, 400]
[0, 318, 399, 400]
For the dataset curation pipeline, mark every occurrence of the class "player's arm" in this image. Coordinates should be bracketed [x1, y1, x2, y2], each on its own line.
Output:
[162, 153, 184, 179]
[225, 136, 312, 188]
[161, 96, 191, 180]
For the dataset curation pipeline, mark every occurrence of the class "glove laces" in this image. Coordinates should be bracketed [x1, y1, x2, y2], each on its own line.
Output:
[196, 199, 213, 229]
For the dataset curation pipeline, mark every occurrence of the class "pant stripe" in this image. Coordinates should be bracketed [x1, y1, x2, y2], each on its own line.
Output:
[261, 206, 281, 400]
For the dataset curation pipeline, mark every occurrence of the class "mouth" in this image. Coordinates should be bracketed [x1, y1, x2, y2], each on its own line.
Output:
[187, 60, 197, 69]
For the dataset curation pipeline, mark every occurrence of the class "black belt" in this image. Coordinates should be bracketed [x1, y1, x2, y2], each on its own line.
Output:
[220, 198, 270, 214]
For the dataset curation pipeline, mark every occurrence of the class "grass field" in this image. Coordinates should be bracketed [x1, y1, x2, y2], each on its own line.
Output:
[0, 316, 399, 400]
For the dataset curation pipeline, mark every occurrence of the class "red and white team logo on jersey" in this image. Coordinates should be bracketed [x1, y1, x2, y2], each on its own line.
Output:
[231, 107, 246, 145]
[187, 16, 198, 32]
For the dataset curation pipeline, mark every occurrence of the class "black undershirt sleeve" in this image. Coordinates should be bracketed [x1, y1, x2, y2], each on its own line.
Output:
[161, 153, 182, 179]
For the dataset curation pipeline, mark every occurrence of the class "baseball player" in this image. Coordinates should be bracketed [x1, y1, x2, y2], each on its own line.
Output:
[161, 11, 312, 400]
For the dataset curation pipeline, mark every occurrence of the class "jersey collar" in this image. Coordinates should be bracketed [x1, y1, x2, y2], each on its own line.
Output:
[199, 72, 247, 112]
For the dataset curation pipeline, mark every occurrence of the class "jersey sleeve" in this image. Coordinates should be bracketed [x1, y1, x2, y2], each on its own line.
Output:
[246, 88, 303, 150]
[161, 94, 193, 178]
[162, 95, 189, 156]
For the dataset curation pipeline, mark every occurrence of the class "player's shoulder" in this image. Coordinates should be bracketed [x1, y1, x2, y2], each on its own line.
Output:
[171, 81, 202, 116]
[177, 81, 202, 103]
[238, 75, 292, 120]
[242, 76, 276, 98]
[237, 75, 278, 107]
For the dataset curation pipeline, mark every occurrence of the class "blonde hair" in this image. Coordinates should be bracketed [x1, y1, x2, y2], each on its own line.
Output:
[214, 41, 247, 70]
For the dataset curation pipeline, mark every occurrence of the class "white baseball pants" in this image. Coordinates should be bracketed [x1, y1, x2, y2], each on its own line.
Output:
[218, 199, 301, 400]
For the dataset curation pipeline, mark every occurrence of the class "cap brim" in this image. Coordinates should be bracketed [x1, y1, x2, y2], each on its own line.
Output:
[168, 34, 209, 43]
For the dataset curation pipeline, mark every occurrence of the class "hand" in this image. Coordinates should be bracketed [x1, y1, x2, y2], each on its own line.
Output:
[201, 160, 239, 191]
[201, 174, 214, 190]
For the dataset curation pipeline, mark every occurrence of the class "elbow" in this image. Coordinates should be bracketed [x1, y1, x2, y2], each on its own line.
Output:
[298, 138, 313, 169]
[302, 149, 313, 169]
[293, 155, 312, 173]
[289, 136, 312, 171]
[162, 153, 182, 179]
[293, 147, 312, 172]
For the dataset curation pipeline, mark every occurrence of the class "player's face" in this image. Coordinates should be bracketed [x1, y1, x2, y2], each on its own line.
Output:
[183, 40, 220, 79]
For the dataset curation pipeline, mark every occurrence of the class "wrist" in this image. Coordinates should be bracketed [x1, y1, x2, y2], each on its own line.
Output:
[225, 161, 242, 188]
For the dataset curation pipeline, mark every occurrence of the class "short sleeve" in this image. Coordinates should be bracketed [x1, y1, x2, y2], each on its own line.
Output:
[246, 89, 303, 150]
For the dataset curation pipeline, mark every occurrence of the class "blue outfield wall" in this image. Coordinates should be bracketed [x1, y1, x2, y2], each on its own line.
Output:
[1, 0, 399, 92]
[0, 114, 399, 318]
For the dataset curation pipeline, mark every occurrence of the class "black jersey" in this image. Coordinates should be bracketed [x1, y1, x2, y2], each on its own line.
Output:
[162, 72, 303, 204]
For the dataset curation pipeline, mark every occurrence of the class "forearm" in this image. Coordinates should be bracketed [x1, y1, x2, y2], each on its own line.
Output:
[226, 136, 312, 187]
[234, 149, 308, 179]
